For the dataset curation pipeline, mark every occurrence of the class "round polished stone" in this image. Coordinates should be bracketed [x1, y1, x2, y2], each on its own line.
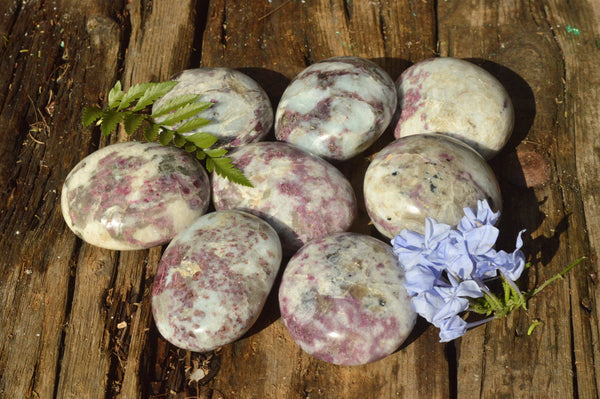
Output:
[152, 210, 282, 352]
[364, 134, 502, 239]
[61, 141, 210, 250]
[212, 141, 357, 254]
[394, 57, 514, 159]
[153, 68, 273, 149]
[275, 56, 397, 161]
[279, 232, 416, 366]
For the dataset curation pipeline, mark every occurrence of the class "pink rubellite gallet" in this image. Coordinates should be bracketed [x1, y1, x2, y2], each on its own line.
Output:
[394, 57, 514, 160]
[363, 133, 502, 240]
[152, 210, 282, 352]
[275, 56, 397, 161]
[61, 141, 211, 250]
[212, 141, 357, 255]
[279, 232, 416, 366]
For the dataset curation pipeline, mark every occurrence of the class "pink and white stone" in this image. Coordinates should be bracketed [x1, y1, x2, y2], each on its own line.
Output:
[279, 232, 416, 366]
[363, 134, 502, 239]
[275, 56, 397, 161]
[153, 68, 273, 149]
[394, 57, 514, 159]
[212, 141, 357, 254]
[152, 210, 282, 352]
[61, 141, 210, 250]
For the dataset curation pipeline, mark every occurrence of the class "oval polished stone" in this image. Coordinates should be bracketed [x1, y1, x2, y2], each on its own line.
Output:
[394, 57, 514, 159]
[212, 141, 357, 254]
[279, 232, 416, 366]
[275, 56, 397, 161]
[364, 134, 502, 239]
[152, 210, 282, 352]
[61, 141, 210, 250]
[153, 68, 273, 149]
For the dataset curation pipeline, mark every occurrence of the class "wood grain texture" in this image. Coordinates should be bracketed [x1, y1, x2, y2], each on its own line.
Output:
[0, 0, 598, 398]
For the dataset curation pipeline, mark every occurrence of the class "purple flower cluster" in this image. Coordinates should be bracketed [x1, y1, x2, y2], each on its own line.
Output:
[391, 199, 526, 342]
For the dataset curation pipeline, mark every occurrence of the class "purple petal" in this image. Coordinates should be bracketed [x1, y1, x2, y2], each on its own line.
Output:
[403, 264, 440, 296]
[412, 290, 446, 323]
[432, 295, 470, 323]
[424, 218, 452, 249]
[458, 199, 500, 233]
[473, 258, 498, 279]
[392, 230, 427, 269]
[464, 225, 499, 256]
[476, 199, 500, 225]
[441, 239, 474, 279]
[454, 279, 484, 298]
[438, 315, 468, 342]
[490, 230, 527, 281]
[392, 229, 425, 250]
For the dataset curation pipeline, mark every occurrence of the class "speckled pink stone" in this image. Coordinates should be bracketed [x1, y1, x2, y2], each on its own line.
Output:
[61, 142, 210, 250]
[275, 56, 397, 161]
[364, 134, 502, 239]
[152, 210, 282, 352]
[394, 57, 514, 159]
[212, 141, 357, 254]
[153, 68, 273, 149]
[279, 232, 416, 366]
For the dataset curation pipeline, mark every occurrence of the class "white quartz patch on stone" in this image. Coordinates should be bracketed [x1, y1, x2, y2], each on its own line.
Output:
[212, 141, 357, 254]
[275, 56, 397, 161]
[364, 134, 502, 239]
[153, 68, 273, 149]
[61, 141, 211, 250]
[152, 210, 282, 352]
[394, 57, 514, 159]
[279, 232, 416, 365]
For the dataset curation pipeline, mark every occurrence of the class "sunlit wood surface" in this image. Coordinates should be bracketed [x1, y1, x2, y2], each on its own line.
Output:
[0, 0, 598, 397]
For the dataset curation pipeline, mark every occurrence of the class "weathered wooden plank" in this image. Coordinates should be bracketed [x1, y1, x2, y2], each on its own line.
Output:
[0, 0, 598, 398]
[438, 0, 598, 398]
[54, 0, 202, 397]
[541, 1, 600, 397]
[0, 0, 124, 397]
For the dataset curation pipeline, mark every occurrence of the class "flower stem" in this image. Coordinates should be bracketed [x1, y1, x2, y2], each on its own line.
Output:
[466, 316, 496, 329]
[528, 256, 586, 298]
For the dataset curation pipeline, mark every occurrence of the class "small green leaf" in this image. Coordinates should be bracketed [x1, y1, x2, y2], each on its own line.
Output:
[195, 149, 207, 160]
[158, 102, 215, 127]
[186, 132, 218, 149]
[210, 156, 253, 187]
[123, 113, 145, 136]
[176, 116, 212, 134]
[82, 107, 104, 127]
[108, 81, 124, 109]
[205, 157, 214, 173]
[100, 110, 125, 136]
[152, 94, 203, 118]
[117, 82, 154, 110]
[132, 81, 179, 111]
[204, 148, 228, 158]
[184, 142, 197, 152]
[145, 123, 160, 142]
[158, 129, 174, 146]
[527, 320, 543, 335]
[173, 133, 187, 148]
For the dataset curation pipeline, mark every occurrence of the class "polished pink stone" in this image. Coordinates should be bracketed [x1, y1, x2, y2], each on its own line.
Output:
[61, 142, 210, 250]
[279, 232, 416, 366]
[364, 134, 502, 239]
[152, 210, 282, 352]
[212, 141, 356, 254]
